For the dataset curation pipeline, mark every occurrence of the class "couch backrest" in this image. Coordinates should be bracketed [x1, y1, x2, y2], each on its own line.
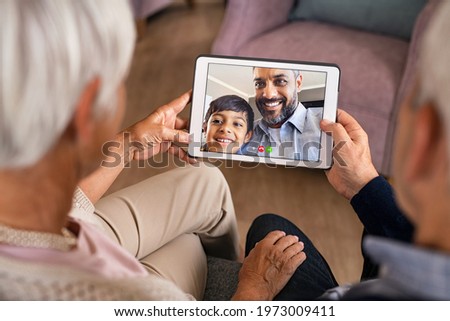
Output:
[290, 0, 428, 40]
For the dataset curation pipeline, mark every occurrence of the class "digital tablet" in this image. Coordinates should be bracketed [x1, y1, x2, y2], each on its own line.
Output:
[188, 55, 340, 169]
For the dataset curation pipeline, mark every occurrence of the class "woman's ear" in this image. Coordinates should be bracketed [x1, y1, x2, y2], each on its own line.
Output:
[70, 77, 101, 144]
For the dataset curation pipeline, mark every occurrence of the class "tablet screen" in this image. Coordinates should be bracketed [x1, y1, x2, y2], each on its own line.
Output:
[189, 56, 339, 169]
[201, 64, 326, 161]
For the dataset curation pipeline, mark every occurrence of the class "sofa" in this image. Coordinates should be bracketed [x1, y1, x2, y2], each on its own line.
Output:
[211, 0, 439, 175]
[129, 0, 173, 19]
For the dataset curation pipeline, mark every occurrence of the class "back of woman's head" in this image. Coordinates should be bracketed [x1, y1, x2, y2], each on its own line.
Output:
[0, 0, 136, 169]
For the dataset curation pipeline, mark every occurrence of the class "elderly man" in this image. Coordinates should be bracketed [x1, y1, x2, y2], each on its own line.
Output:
[245, 67, 323, 161]
[243, 0, 450, 300]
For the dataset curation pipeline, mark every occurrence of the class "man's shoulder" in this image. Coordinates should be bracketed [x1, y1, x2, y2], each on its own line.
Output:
[341, 279, 417, 300]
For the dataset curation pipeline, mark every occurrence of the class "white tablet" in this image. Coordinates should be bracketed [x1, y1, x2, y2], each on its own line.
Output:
[188, 55, 340, 169]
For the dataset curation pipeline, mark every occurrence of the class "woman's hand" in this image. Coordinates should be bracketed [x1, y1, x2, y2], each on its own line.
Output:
[320, 109, 378, 200]
[79, 91, 195, 204]
[122, 91, 196, 164]
[232, 231, 306, 301]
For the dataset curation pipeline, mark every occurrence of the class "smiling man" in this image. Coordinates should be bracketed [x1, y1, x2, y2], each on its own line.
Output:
[245, 68, 323, 161]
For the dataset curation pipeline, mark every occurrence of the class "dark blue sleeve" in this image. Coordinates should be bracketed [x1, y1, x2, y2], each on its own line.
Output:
[350, 176, 414, 242]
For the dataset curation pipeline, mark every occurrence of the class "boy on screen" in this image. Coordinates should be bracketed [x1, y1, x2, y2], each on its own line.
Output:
[202, 95, 254, 154]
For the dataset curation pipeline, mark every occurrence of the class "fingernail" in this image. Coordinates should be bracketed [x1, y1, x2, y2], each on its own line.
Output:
[321, 119, 331, 125]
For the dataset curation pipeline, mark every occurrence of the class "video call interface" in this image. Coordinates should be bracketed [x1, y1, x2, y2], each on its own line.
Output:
[201, 63, 327, 162]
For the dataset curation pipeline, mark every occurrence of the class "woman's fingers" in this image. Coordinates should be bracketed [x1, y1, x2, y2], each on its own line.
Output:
[157, 126, 190, 144]
[168, 145, 197, 164]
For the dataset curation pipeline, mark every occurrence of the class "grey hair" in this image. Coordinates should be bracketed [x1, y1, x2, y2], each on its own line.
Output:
[0, 0, 136, 168]
[418, 1, 450, 145]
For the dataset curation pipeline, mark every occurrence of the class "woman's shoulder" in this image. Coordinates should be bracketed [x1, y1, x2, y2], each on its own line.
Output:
[0, 254, 192, 300]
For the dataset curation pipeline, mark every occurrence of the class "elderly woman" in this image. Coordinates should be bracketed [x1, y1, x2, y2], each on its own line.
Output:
[0, 0, 305, 300]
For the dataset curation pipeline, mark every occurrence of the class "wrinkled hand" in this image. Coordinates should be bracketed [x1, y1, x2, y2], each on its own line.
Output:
[320, 109, 378, 200]
[122, 91, 196, 164]
[232, 231, 306, 301]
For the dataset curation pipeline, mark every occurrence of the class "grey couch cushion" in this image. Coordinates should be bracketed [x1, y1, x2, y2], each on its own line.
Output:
[204, 256, 241, 301]
[290, 0, 427, 40]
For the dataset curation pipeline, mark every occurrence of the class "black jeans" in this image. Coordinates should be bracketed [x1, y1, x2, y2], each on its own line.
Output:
[245, 214, 339, 300]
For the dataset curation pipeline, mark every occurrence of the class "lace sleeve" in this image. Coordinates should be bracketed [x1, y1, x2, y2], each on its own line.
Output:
[69, 187, 105, 231]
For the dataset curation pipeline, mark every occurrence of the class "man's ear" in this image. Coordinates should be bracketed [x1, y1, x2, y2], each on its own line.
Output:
[244, 130, 253, 143]
[405, 102, 444, 181]
[296, 74, 303, 91]
[70, 77, 101, 144]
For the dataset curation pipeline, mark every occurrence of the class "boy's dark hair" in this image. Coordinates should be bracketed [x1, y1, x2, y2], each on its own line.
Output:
[204, 95, 254, 133]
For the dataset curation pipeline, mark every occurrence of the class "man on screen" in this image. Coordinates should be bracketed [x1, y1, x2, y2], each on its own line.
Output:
[243, 67, 323, 161]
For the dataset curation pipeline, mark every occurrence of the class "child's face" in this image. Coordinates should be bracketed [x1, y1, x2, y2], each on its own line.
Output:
[205, 110, 252, 153]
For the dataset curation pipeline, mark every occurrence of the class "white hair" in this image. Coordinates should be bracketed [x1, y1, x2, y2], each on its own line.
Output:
[0, 0, 136, 168]
[419, 1, 450, 150]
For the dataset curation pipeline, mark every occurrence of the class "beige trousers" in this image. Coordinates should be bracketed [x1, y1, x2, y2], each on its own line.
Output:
[92, 163, 240, 300]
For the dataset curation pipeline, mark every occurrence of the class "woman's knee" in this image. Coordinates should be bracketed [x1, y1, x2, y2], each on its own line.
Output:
[186, 163, 228, 190]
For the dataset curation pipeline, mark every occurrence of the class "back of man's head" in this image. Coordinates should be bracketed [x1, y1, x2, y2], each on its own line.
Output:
[418, 0, 450, 153]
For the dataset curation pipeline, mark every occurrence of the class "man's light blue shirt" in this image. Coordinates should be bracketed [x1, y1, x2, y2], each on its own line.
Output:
[243, 103, 323, 161]
[320, 236, 450, 300]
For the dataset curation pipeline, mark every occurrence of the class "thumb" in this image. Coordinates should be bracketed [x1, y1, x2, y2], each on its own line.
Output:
[320, 119, 350, 144]
[161, 91, 192, 115]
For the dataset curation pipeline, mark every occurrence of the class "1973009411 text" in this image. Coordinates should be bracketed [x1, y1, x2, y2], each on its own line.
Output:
[256, 305, 335, 317]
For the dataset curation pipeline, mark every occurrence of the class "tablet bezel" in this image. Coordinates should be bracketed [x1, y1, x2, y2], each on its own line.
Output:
[188, 55, 340, 169]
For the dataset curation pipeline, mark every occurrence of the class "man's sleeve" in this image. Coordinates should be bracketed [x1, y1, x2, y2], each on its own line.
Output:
[350, 176, 414, 242]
